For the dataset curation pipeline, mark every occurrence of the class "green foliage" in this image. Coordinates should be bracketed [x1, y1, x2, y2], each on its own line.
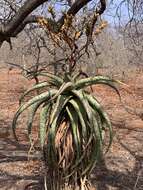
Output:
[12, 71, 120, 189]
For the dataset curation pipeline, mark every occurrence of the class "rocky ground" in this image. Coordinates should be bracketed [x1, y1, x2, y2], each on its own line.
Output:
[0, 68, 142, 190]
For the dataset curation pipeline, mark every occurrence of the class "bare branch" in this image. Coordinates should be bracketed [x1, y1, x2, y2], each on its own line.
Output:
[0, 0, 49, 36]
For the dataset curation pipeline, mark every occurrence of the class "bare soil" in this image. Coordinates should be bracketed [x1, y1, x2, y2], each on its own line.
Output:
[0, 68, 142, 190]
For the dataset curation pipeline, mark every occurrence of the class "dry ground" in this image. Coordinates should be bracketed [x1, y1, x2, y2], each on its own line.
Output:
[0, 68, 142, 190]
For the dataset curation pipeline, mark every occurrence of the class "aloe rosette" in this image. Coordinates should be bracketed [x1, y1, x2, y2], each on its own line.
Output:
[12, 72, 120, 189]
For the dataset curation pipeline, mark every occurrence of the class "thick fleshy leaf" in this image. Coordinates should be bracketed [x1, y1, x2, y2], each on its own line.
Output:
[40, 104, 51, 147]
[51, 82, 74, 101]
[36, 72, 63, 86]
[27, 101, 43, 140]
[75, 76, 116, 89]
[19, 81, 49, 104]
[69, 98, 88, 141]
[66, 106, 81, 161]
[12, 89, 57, 140]
[86, 94, 113, 152]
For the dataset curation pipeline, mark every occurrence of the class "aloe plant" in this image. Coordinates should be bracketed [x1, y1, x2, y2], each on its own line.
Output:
[12, 71, 120, 190]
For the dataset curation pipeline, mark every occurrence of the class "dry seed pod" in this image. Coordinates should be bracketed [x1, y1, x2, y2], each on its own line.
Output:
[74, 31, 82, 40]
[94, 28, 102, 35]
[48, 6, 54, 13]
[99, 21, 108, 29]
